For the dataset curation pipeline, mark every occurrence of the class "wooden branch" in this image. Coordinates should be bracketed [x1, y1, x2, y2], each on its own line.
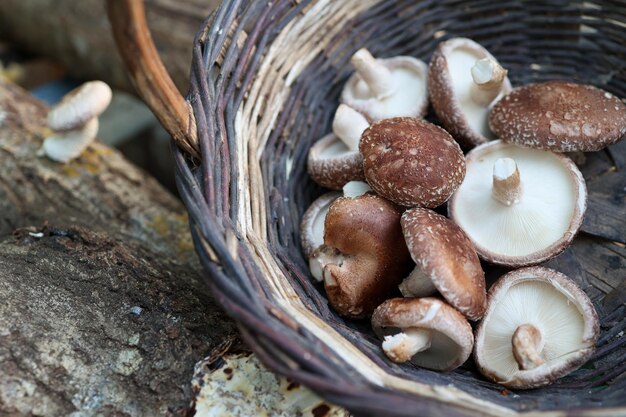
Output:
[107, 0, 200, 159]
[0, 0, 218, 94]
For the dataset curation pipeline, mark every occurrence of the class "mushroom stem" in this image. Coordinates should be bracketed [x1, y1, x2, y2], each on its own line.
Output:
[351, 48, 396, 100]
[332, 104, 370, 151]
[512, 324, 545, 370]
[342, 181, 371, 198]
[382, 328, 432, 363]
[492, 158, 523, 206]
[470, 58, 507, 106]
[399, 267, 437, 297]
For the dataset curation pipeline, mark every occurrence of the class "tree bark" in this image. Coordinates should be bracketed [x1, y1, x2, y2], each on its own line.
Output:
[0, 79, 236, 416]
[0, 0, 219, 93]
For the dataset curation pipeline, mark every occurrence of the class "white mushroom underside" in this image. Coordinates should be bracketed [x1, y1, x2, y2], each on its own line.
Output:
[480, 280, 586, 381]
[41, 117, 99, 163]
[311, 205, 332, 250]
[352, 68, 426, 119]
[454, 145, 577, 257]
[448, 47, 504, 138]
[318, 139, 354, 160]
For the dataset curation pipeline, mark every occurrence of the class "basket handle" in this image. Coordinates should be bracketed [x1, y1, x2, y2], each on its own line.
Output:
[106, 0, 200, 159]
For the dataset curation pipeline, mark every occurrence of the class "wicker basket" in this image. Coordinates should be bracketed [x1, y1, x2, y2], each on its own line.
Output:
[108, 1, 626, 415]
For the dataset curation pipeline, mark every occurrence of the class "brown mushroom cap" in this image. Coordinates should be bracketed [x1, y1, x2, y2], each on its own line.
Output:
[47, 81, 113, 131]
[429, 38, 512, 148]
[474, 267, 599, 389]
[400, 208, 486, 320]
[360, 117, 466, 208]
[341, 50, 429, 122]
[489, 81, 626, 152]
[448, 140, 586, 267]
[307, 133, 365, 190]
[372, 297, 474, 371]
[321, 194, 412, 318]
[300, 192, 341, 259]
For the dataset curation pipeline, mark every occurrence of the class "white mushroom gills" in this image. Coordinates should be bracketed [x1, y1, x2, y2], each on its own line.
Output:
[451, 142, 583, 259]
[446, 44, 509, 138]
[332, 104, 369, 151]
[399, 267, 437, 297]
[477, 279, 587, 382]
[470, 57, 507, 106]
[382, 328, 433, 363]
[512, 323, 545, 370]
[40, 118, 99, 163]
[351, 48, 396, 100]
[492, 157, 523, 206]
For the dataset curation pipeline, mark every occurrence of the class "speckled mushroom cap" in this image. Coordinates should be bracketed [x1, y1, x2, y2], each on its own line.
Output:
[321, 194, 413, 319]
[474, 267, 599, 389]
[48, 81, 113, 131]
[372, 297, 474, 371]
[429, 38, 512, 148]
[360, 117, 465, 207]
[489, 81, 626, 152]
[341, 51, 429, 122]
[449, 140, 586, 267]
[300, 192, 341, 259]
[400, 208, 486, 321]
[307, 133, 365, 190]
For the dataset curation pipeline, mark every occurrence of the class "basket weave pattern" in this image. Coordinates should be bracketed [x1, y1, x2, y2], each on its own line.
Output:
[173, 1, 626, 415]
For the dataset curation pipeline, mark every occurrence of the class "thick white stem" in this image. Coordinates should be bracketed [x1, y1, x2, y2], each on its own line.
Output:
[332, 104, 369, 151]
[470, 58, 507, 106]
[512, 324, 545, 370]
[382, 328, 432, 363]
[342, 181, 371, 198]
[492, 158, 523, 206]
[399, 267, 437, 297]
[351, 48, 395, 100]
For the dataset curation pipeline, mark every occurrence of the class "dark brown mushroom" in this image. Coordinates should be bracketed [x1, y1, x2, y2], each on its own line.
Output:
[489, 80, 626, 152]
[359, 117, 465, 208]
[400, 208, 486, 321]
[315, 193, 413, 318]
